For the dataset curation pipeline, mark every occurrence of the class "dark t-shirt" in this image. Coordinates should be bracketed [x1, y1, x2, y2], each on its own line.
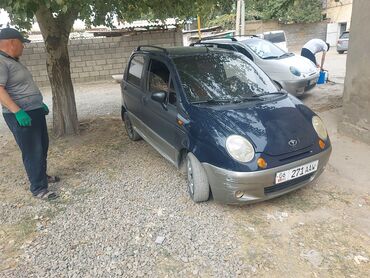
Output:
[0, 51, 43, 113]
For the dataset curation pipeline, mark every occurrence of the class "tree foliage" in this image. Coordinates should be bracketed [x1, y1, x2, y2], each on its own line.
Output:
[245, 0, 323, 23]
[0, 0, 322, 136]
[0, 0, 230, 136]
[1, 0, 236, 31]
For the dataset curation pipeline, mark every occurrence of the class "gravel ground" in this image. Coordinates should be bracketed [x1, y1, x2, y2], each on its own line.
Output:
[1, 52, 369, 277]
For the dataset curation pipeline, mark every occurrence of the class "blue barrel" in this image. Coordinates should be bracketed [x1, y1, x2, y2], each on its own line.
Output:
[317, 71, 327, 84]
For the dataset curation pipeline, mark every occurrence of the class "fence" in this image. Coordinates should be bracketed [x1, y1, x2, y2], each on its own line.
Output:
[21, 29, 183, 87]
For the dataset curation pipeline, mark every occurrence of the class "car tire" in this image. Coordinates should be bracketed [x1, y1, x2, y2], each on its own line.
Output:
[123, 112, 141, 141]
[186, 153, 210, 203]
[337, 51, 344, 54]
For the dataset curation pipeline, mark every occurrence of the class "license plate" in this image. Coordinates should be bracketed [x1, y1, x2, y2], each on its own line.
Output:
[275, 160, 318, 184]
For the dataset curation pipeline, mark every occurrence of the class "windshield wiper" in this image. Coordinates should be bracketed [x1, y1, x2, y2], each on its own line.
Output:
[232, 96, 264, 102]
[255, 91, 287, 97]
[191, 98, 232, 105]
[263, 55, 279, 59]
[278, 52, 294, 59]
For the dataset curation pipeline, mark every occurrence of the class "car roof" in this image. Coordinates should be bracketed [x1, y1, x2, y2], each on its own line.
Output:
[133, 45, 235, 57]
[198, 36, 263, 45]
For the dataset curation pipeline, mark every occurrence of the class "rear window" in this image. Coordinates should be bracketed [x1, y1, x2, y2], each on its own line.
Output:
[263, 32, 286, 43]
[127, 55, 144, 87]
[340, 32, 349, 39]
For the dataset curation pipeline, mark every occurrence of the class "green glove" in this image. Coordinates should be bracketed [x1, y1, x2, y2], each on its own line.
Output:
[15, 109, 32, 127]
[42, 103, 49, 115]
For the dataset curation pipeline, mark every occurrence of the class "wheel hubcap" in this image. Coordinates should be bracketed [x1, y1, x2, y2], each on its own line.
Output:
[125, 117, 134, 137]
[187, 158, 194, 195]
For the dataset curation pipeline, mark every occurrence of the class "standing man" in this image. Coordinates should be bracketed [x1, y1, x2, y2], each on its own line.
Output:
[0, 28, 59, 200]
[301, 38, 330, 70]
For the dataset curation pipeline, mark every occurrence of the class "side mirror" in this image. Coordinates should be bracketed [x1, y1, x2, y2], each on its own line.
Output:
[151, 91, 167, 109]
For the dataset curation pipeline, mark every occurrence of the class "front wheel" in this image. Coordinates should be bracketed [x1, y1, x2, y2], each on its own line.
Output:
[123, 112, 141, 141]
[186, 153, 210, 203]
[337, 50, 345, 54]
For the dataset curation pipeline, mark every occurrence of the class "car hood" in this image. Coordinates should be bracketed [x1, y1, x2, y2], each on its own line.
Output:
[260, 54, 318, 76]
[189, 95, 316, 156]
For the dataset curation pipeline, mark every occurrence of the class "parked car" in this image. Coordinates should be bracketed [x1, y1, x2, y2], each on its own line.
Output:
[337, 31, 349, 54]
[121, 45, 332, 204]
[258, 30, 288, 52]
[192, 36, 320, 96]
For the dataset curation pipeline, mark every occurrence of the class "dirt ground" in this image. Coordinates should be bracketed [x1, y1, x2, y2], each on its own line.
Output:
[0, 51, 369, 276]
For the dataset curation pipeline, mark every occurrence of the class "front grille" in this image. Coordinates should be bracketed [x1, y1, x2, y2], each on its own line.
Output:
[264, 173, 313, 195]
[277, 146, 313, 163]
[279, 150, 312, 162]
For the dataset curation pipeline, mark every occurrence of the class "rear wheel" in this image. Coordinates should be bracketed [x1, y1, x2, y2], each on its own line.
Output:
[123, 112, 141, 141]
[186, 153, 210, 203]
[337, 50, 345, 54]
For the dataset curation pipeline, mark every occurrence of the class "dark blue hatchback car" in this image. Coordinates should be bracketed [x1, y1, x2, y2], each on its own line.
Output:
[121, 46, 332, 204]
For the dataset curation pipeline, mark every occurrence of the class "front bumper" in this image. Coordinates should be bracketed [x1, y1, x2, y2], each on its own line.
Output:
[202, 146, 332, 205]
[337, 44, 348, 52]
[281, 74, 319, 96]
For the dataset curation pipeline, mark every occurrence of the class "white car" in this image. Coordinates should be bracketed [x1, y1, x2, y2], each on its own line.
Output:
[194, 36, 320, 96]
[258, 30, 288, 52]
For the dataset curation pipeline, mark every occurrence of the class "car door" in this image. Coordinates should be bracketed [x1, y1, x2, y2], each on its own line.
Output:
[122, 54, 146, 126]
[141, 57, 184, 164]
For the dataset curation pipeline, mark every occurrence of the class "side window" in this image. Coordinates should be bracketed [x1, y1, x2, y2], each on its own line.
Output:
[127, 55, 144, 87]
[234, 45, 254, 61]
[217, 44, 236, 51]
[149, 59, 170, 93]
[168, 79, 177, 105]
[148, 59, 177, 106]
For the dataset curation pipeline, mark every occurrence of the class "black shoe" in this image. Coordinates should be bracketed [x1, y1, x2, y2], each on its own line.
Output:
[47, 175, 60, 183]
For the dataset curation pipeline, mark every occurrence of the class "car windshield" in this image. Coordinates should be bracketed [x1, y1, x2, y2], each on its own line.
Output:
[173, 52, 278, 104]
[241, 39, 286, 59]
[340, 32, 349, 39]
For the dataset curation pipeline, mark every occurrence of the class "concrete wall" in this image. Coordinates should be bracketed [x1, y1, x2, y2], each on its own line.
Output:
[339, 0, 370, 144]
[245, 20, 328, 51]
[20, 29, 183, 87]
[325, 0, 353, 28]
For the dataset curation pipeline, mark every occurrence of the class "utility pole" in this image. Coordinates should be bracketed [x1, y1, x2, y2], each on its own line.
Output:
[235, 0, 245, 36]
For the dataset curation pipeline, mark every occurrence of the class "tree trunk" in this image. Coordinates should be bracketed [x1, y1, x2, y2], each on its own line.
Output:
[36, 7, 79, 137]
[45, 38, 79, 137]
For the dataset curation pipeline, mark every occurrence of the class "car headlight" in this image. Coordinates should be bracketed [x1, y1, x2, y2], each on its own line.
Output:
[290, 66, 301, 77]
[312, 116, 328, 140]
[226, 135, 255, 163]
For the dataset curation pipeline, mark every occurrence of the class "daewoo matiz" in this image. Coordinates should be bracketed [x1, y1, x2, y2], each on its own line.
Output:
[120, 46, 331, 204]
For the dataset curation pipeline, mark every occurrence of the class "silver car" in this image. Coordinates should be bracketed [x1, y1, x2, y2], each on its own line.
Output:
[193, 37, 320, 96]
[337, 31, 349, 54]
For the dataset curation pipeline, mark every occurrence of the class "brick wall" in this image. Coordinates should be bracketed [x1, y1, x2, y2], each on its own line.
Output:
[245, 20, 328, 51]
[20, 29, 183, 87]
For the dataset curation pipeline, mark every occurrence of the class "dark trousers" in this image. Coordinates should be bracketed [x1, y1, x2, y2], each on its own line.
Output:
[3, 108, 49, 195]
[301, 48, 317, 65]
